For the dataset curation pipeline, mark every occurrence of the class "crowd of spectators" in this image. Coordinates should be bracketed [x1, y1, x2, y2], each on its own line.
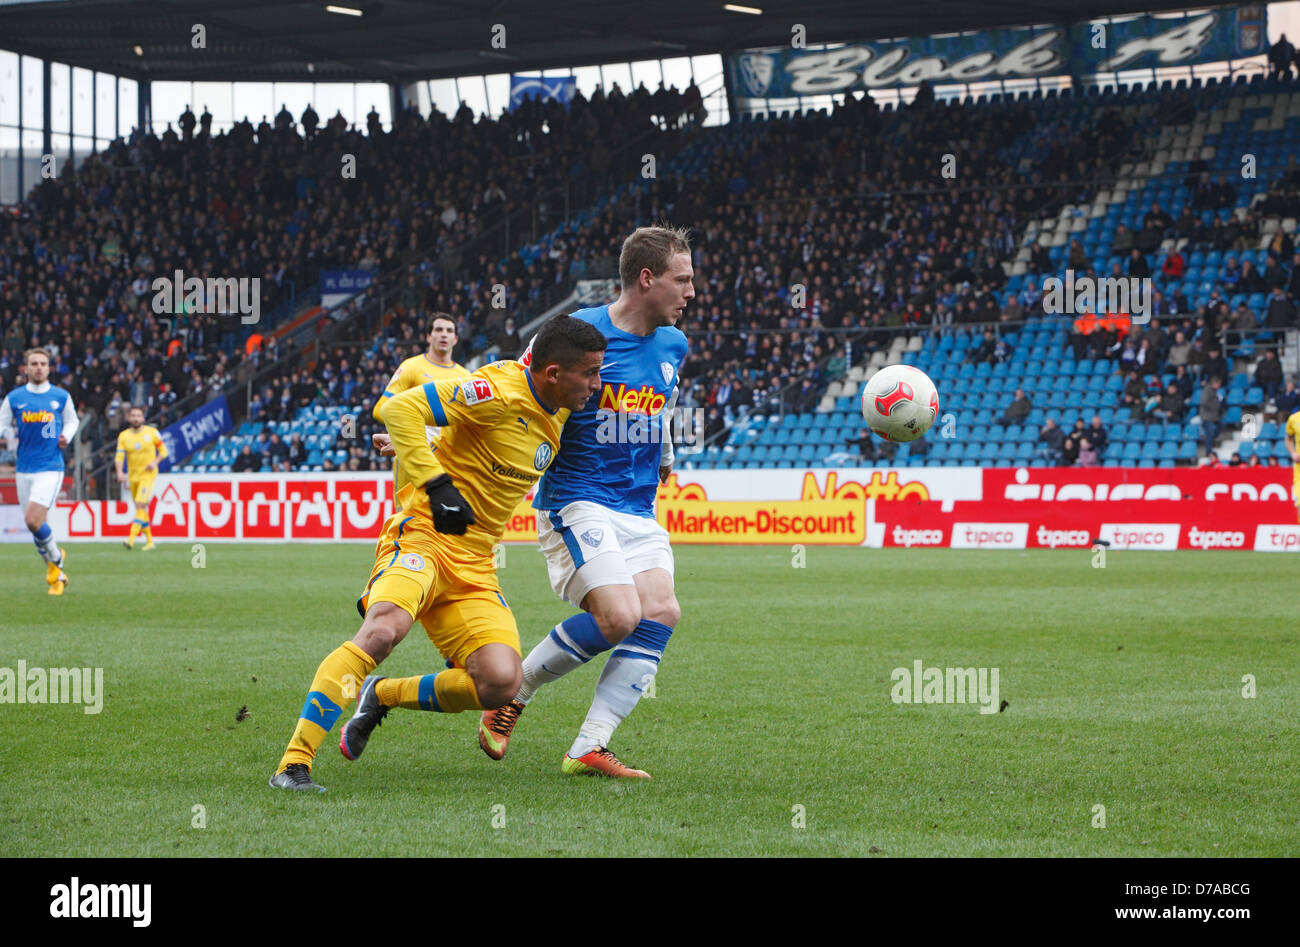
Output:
[8, 75, 1300, 478]
[0, 80, 699, 473]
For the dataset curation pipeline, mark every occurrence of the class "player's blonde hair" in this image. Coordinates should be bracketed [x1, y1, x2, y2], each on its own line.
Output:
[618, 224, 692, 289]
[23, 347, 50, 364]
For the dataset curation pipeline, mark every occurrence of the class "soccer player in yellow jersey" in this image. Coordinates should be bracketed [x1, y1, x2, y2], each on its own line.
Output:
[1286, 409, 1300, 523]
[115, 406, 167, 550]
[372, 313, 470, 501]
[269, 314, 606, 792]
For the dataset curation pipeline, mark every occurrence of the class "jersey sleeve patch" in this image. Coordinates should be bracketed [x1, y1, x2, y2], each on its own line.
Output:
[462, 378, 495, 406]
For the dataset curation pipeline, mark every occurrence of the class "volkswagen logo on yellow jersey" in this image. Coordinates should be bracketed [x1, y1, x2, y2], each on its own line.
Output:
[534, 442, 553, 470]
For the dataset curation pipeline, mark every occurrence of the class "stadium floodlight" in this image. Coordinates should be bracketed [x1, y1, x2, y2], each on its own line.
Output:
[723, 3, 763, 13]
[325, 4, 364, 15]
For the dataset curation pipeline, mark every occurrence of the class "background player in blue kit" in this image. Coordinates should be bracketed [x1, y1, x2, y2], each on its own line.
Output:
[0, 348, 79, 595]
[478, 225, 693, 778]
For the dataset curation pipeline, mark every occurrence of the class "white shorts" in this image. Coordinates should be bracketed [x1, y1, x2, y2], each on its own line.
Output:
[16, 471, 63, 511]
[536, 500, 675, 608]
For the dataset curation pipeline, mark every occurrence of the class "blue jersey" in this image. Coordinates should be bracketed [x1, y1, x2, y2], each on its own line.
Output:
[1, 384, 75, 474]
[533, 305, 688, 517]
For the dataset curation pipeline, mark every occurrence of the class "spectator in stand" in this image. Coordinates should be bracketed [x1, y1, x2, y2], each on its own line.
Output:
[1077, 437, 1099, 467]
[997, 388, 1032, 426]
[1255, 349, 1284, 403]
[847, 428, 883, 464]
[1128, 248, 1152, 280]
[1135, 337, 1159, 375]
[287, 433, 307, 467]
[1111, 224, 1135, 256]
[1260, 254, 1288, 291]
[232, 444, 261, 472]
[1068, 239, 1089, 269]
[1121, 368, 1147, 419]
[1059, 435, 1079, 466]
[1038, 417, 1065, 461]
[1269, 34, 1296, 79]
[1227, 304, 1258, 347]
[1236, 259, 1265, 294]
[1200, 376, 1225, 454]
[1172, 363, 1194, 401]
[966, 329, 997, 364]
[1266, 286, 1297, 334]
[704, 408, 727, 448]
[1201, 346, 1229, 385]
[1160, 247, 1186, 285]
[792, 378, 819, 413]
[1275, 379, 1300, 420]
[1085, 415, 1108, 456]
[1117, 338, 1138, 372]
[267, 432, 289, 466]
[1150, 382, 1186, 422]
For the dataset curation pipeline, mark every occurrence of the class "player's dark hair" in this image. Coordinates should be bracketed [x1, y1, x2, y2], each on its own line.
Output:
[429, 313, 457, 335]
[619, 224, 692, 289]
[529, 314, 606, 370]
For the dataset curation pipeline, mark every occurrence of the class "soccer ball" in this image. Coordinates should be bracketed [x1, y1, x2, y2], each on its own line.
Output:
[861, 365, 939, 442]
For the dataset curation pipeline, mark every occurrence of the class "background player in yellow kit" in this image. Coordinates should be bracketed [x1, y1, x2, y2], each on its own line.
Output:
[1286, 408, 1300, 523]
[269, 314, 606, 792]
[115, 406, 167, 550]
[372, 313, 470, 500]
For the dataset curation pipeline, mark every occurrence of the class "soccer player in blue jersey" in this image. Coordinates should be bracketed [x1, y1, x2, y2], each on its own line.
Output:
[0, 348, 78, 595]
[478, 225, 693, 778]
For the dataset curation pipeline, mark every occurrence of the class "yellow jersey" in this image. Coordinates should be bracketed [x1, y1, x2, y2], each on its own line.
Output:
[115, 424, 167, 478]
[375, 353, 470, 497]
[380, 359, 567, 562]
[1287, 412, 1300, 466]
[373, 353, 470, 422]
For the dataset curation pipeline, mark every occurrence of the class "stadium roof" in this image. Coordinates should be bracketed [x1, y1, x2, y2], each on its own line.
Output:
[0, 0, 1221, 84]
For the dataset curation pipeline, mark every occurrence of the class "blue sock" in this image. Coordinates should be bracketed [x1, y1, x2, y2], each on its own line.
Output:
[516, 613, 614, 704]
[33, 523, 61, 566]
[571, 619, 674, 757]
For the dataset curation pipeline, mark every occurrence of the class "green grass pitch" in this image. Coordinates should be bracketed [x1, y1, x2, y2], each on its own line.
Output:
[1, 542, 1296, 857]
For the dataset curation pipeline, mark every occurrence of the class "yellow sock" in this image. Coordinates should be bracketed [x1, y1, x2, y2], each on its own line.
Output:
[128, 522, 141, 542]
[376, 670, 481, 713]
[142, 524, 152, 542]
[277, 641, 377, 772]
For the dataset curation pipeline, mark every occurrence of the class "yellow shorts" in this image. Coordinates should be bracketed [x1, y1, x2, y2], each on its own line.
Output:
[128, 475, 156, 505]
[356, 514, 518, 668]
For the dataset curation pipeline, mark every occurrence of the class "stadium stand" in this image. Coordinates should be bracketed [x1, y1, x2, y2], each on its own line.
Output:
[5, 73, 1299, 480]
[686, 74, 1300, 471]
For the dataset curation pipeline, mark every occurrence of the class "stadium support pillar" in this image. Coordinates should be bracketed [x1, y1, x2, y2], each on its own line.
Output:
[722, 63, 737, 125]
[138, 80, 151, 138]
[390, 83, 402, 126]
[1063, 20, 1084, 91]
[42, 60, 51, 158]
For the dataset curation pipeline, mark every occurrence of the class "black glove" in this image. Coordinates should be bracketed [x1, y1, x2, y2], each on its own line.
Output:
[424, 474, 476, 535]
